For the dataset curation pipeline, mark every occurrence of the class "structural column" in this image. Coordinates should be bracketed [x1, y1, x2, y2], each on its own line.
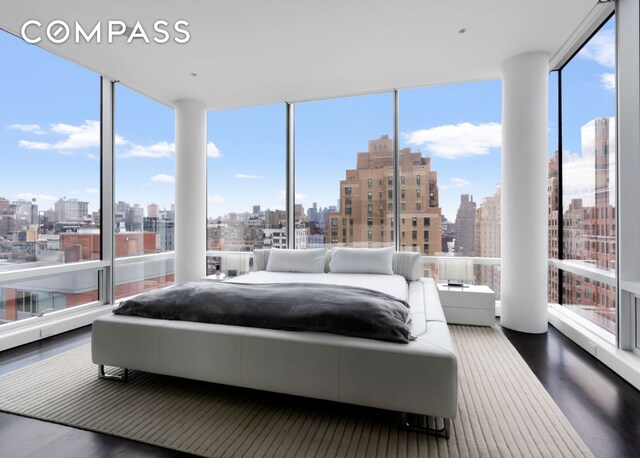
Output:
[175, 99, 207, 282]
[500, 52, 549, 334]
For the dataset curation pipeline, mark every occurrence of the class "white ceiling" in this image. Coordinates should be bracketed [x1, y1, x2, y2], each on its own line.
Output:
[0, 0, 604, 110]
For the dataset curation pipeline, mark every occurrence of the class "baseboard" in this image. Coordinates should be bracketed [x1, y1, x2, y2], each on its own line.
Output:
[548, 306, 640, 391]
[0, 305, 112, 352]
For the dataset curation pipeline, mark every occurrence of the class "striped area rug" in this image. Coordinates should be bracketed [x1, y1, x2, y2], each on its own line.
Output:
[0, 325, 592, 457]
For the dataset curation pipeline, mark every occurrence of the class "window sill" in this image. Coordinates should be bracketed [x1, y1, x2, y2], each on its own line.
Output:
[548, 304, 640, 391]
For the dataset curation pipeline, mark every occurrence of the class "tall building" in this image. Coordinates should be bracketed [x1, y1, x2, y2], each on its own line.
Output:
[144, 217, 175, 251]
[307, 202, 319, 223]
[561, 117, 616, 329]
[126, 204, 144, 231]
[0, 197, 11, 215]
[475, 185, 501, 297]
[455, 194, 476, 255]
[548, 150, 560, 303]
[327, 135, 441, 254]
[11, 199, 38, 228]
[54, 198, 88, 222]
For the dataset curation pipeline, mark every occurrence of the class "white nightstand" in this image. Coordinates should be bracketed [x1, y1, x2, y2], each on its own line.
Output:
[200, 273, 226, 282]
[436, 283, 496, 326]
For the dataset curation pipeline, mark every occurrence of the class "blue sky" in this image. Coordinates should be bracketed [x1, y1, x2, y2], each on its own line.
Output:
[1, 16, 615, 222]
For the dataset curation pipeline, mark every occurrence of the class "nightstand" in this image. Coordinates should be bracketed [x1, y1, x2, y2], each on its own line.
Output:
[436, 283, 496, 326]
[200, 273, 226, 282]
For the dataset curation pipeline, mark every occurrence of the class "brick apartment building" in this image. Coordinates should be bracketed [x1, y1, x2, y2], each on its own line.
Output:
[327, 135, 442, 255]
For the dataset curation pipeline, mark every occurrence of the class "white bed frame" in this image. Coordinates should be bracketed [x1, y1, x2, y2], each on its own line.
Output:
[91, 252, 458, 438]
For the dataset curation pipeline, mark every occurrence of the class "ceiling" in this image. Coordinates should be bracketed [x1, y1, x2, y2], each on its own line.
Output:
[0, 0, 605, 110]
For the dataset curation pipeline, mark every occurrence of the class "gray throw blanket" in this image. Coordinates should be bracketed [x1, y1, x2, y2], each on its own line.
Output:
[113, 281, 412, 343]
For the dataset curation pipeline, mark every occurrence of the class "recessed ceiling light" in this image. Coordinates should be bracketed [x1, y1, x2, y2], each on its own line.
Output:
[190, 72, 198, 77]
[458, 28, 467, 34]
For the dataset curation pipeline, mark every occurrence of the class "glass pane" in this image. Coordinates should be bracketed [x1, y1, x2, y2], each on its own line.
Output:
[114, 257, 174, 300]
[548, 71, 560, 303]
[207, 104, 285, 275]
[114, 85, 175, 296]
[561, 17, 616, 273]
[0, 30, 100, 267]
[561, 16, 616, 332]
[295, 93, 394, 250]
[400, 81, 501, 293]
[0, 270, 98, 324]
[562, 271, 616, 333]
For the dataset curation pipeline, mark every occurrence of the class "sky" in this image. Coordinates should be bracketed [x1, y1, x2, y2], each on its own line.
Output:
[1, 17, 615, 222]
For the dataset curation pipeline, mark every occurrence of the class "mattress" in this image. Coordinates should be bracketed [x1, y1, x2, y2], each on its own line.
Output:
[226, 271, 409, 301]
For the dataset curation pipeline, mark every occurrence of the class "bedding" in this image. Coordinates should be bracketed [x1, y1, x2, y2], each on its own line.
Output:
[228, 271, 409, 301]
[266, 248, 327, 273]
[113, 281, 412, 343]
[329, 246, 394, 275]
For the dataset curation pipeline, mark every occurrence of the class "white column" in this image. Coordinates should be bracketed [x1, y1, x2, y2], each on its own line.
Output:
[175, 99, 207, 282]
[500, 52, 549, 334]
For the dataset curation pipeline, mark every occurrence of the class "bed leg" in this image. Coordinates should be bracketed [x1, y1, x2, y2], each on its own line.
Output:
[98, 365, 128, 382]
[400, 413, 451, 439]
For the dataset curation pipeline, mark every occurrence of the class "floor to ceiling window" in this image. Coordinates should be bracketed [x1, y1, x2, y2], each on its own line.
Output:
[0, 30, 101, 323]
[113, 85, 175, 299]
[399, 81, 502, 291]
[206, 104, 285, 276]
[548, 71, 560, 304]
[558, 15, 616, 334]
[294, 93, 394, 251]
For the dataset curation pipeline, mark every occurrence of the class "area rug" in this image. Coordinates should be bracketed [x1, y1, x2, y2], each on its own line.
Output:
[0, 325, 592, 457]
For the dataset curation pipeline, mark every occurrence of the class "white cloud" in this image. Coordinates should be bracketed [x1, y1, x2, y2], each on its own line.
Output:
[85, 187, 99, 194]
[207, 142, 222, 158]
[450, 177, 471, 188]
[119, 141, 174, 159]
[208, 195, 224, 203]
[50, 120, 100, 149]
[235, 173, 262, 179]
[19, 140, 53, 150]
[9, 124, 45, 135]
[150, 174, 175, 183]
[404, 122, 501, 159]
[601, 72, 615, 92]
[16, 192, 56, 201]
[13, 120, 169, 161]
[16, 120, 100, 153]
[115, 135, 128, 146]
[579, 29, 615, 68]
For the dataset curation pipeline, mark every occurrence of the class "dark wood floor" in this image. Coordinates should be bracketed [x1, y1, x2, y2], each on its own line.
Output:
[501, 325, 640, 458]
[1, 324, 639, 458]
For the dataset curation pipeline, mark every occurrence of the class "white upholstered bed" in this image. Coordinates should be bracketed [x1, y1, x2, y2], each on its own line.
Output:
[91, 250, 458, 437]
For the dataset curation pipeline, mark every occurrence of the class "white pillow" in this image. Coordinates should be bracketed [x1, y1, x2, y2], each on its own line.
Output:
[266, 248, 327, 273]
[329, 247, 394, 275]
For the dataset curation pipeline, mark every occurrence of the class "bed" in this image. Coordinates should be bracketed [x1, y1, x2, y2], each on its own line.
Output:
[91, 249, 458, 438]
